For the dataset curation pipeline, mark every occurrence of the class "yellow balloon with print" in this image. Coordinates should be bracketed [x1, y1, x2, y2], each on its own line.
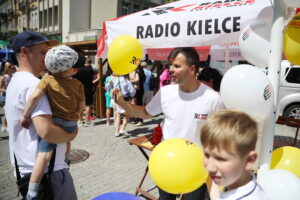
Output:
[149, 138, 208, 194]
[283, 13, 300, 65]
[108, 35, 143, 75]
[270, 146, 300, 178]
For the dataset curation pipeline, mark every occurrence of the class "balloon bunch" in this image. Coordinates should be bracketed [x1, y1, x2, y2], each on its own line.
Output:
[238, 1, 300, 67]
[258, 146, 300, 200]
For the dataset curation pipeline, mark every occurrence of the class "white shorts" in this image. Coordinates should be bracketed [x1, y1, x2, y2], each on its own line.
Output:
[111, 99, 125, 114]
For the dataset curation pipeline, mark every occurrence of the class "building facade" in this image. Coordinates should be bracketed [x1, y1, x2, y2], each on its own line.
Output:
[62, 0, 163, 44]
[0, 0, 18, 43]
[0, 0, 163, 45]
[37, 0, 62, 41]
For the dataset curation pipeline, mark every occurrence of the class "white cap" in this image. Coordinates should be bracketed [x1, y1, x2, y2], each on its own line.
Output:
[45, 45, 78, 73]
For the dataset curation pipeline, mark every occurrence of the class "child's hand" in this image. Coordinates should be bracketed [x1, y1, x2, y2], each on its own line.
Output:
[21, 116, 32, 129]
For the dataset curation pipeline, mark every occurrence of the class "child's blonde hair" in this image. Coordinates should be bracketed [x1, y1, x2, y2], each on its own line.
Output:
[200, 109, 258, 157]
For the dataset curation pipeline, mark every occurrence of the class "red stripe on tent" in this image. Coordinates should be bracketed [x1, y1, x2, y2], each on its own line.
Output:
[147, 46, 210, 61]
[96, 22, 107, 58]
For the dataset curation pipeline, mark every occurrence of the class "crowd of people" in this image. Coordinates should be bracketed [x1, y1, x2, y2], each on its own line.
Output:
[3, 30, 268, 200]
[0, 58, 17, 132]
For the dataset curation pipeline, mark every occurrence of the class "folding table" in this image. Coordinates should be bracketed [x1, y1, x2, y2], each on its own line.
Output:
[127, 134, 158, 200]
[274, 116, 300, 147]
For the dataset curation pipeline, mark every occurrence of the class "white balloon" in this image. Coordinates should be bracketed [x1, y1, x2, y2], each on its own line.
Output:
[258, 169, 300, 200]
[239, 22, 271, 68]
[284, 0, 300, 8]
[220, 65, 273, 121]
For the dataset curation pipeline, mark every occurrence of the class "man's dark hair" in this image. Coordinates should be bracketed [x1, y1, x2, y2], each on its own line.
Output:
[198, 67, 223, 92]
[168, 47, 200, 72]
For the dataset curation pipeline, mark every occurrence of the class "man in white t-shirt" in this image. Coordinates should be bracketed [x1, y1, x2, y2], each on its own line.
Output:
[113, 47, 225, 200]
[6, 31, 78, 200]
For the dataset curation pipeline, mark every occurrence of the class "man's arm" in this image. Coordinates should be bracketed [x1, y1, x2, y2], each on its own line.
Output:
[21, 88, 44, 128]
[32, 115, 77, 144]
[112, 88, 152, 119]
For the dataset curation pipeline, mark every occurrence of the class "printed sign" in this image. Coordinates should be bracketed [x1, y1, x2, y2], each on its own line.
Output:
[97, 0, 273, 58]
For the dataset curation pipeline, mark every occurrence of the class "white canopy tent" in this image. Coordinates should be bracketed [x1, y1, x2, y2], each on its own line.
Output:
[97, 0, 273, 58]
[97, 0, 287, 172]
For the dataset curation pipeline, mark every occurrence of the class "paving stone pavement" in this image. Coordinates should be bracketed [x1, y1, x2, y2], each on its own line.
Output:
[0, 115, 299, 200]
[0, 116, 161, 200]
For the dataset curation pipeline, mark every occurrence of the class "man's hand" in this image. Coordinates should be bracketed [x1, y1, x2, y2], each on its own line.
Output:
[111, 88, 152, 119]
[21, 116, 32, 129]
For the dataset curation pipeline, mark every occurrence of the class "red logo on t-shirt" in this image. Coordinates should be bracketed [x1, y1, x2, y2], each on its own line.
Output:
[194, 113, 208, 120]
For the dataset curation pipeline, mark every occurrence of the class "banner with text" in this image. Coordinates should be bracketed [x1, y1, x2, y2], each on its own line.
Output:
[97, 0, 273, 58]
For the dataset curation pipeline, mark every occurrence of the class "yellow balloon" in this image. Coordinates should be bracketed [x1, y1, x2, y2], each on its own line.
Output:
[108, 35, 143, 75]
[149, 138, 208, 194]
[270, 146, 300, 178]
[283, 13, 300, 65]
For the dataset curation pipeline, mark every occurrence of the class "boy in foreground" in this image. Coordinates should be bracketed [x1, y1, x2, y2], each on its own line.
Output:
[21, 45, 85, 200]
[200, 110, 269, 200]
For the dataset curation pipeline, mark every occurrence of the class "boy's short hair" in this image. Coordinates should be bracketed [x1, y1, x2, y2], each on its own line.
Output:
[200, 109, 258, 157]
[45, 45, 78, 73]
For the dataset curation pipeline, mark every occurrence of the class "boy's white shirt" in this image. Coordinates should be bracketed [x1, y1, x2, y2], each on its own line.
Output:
[217, 174, 269, 200]
[146, 83, 225, 147]
[6, 71, 68, 176]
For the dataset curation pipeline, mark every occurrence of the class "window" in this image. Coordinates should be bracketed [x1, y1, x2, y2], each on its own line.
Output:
[44, 10, 47, 28]
[285, 68, 300, 84]
[133, 4, 140, 12]
[54, 6, 58, 26]
[49, 8, 52, 26]
[39, 11, 43, 27]
[122, 2, 129, 15]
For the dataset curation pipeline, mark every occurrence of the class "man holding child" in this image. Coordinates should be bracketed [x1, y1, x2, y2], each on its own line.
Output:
[6, 31, 78, 200]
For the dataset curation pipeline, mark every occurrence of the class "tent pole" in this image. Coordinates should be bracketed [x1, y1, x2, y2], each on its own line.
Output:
[99, 58, 106, 118]
[224, 44, 230, 72]
[257, 0, 285, 178]
[95, 58, 106, 119]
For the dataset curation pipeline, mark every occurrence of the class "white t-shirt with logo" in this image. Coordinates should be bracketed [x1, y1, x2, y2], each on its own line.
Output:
[146, 83, 225, 146]
[218, 175, 269, 200]
[5, 71, 68, 175]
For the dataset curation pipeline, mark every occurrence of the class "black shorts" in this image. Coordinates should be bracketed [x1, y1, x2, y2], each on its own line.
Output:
[85, 91, 93, 106]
